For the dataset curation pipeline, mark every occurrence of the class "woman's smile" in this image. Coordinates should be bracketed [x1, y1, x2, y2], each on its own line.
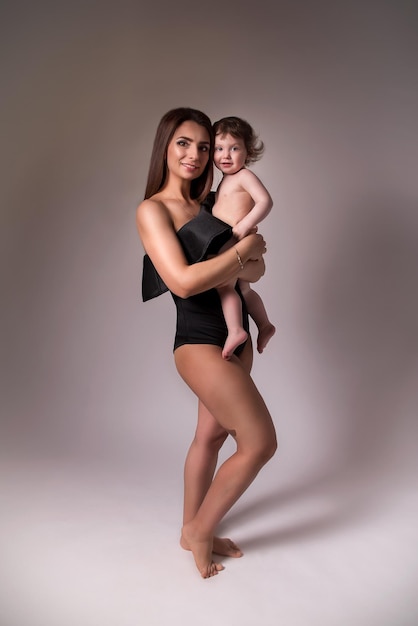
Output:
[181, 162, 199, 171]
[167, 120, 210, 179]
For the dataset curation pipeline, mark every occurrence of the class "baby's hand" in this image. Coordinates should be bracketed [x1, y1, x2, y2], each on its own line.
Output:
[232, 223, 255, 240]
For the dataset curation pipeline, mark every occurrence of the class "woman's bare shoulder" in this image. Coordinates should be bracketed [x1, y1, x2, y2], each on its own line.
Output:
[137, 196, 165, 217]
[136, 196, 172, 230]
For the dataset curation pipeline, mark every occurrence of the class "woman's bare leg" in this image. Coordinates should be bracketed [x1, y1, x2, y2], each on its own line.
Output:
[175, 342, 277, 578]
[182, 400, 227, 525]
[180, 400, 243, 558]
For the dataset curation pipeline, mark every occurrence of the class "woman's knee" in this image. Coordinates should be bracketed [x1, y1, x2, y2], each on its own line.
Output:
[259, 437, 277, 464]
[247, 434, 277, 467]
[194, 428, 228, 453]
[266, 436, 278, 461]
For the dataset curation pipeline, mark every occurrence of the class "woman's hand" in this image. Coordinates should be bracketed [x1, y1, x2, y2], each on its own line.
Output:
[239, 257, 265, 283]
[235, 232, 266, 283]
[238, 232, 267, 262]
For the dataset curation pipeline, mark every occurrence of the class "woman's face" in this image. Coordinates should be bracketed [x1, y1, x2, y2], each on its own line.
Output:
[166, 121, 211, 181]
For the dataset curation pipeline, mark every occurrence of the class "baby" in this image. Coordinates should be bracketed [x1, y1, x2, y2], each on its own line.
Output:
[212, 116, 276, 359]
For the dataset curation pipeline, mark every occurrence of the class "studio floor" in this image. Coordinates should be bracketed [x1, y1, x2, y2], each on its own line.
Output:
[1, 451, 417, 626]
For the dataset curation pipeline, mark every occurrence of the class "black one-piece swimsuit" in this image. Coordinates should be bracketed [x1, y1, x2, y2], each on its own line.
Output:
[141, 193, 249, 355]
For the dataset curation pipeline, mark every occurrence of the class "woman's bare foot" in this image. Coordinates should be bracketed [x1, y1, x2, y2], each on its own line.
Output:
[213, 537, 243, 558]
[181, 523, 225, 578]
[181, 534, 243, 558]
[222, 329, 248, 360]
[257, 323, 276, 353]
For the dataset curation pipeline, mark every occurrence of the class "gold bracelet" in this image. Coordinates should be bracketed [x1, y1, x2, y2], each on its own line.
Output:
[235, 248, 244, 270]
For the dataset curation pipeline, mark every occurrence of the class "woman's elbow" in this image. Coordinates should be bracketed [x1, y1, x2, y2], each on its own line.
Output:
[180, 282, 202, 298]
[170, 276, 196, 299]
[166, 266, 206, 298]
[174, 286, 193, 299]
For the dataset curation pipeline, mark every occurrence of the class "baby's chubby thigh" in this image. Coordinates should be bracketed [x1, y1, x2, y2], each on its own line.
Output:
[237, 279, 252, 296]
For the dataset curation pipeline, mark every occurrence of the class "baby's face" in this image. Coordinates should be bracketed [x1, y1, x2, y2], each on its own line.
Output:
[214, 133, 247, 175]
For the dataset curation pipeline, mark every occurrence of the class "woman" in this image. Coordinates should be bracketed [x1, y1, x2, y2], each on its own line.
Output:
[136, 108, 277, 578]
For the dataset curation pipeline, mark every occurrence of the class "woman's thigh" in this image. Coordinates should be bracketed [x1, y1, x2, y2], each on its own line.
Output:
[174, 344, 276, 450]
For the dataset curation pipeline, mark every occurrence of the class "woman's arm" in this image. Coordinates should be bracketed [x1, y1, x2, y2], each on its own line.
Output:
[137, 199, 266, 298]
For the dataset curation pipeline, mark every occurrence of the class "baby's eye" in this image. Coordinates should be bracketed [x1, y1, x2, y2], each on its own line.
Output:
[214, 146, 223, 151]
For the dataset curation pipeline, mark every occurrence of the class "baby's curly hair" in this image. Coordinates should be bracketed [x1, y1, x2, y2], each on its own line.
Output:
[213, 116, 264, 165]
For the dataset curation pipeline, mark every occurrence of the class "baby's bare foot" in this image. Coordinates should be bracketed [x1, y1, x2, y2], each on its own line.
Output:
[222, 329, 248, 360]
[181, 523, 225, 578]
[257, 323, 276, 353]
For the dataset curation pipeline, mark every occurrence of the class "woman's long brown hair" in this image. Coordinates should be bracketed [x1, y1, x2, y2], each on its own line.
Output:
[144, 108, 214, 202]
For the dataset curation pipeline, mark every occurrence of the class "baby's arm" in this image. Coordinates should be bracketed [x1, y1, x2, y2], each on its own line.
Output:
[232, 169, 273, 240]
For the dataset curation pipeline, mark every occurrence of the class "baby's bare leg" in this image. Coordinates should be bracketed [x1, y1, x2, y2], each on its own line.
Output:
[239, 280, 276, 353]
[217, 281, 248, 359]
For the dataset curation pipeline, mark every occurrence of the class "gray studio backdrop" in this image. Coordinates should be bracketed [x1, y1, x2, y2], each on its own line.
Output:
[1, 0, 417, 493]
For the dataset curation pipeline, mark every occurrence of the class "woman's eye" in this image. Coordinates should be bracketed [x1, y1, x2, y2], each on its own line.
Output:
[177, 140, 188, 147]
[200, 145, 209, 152]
